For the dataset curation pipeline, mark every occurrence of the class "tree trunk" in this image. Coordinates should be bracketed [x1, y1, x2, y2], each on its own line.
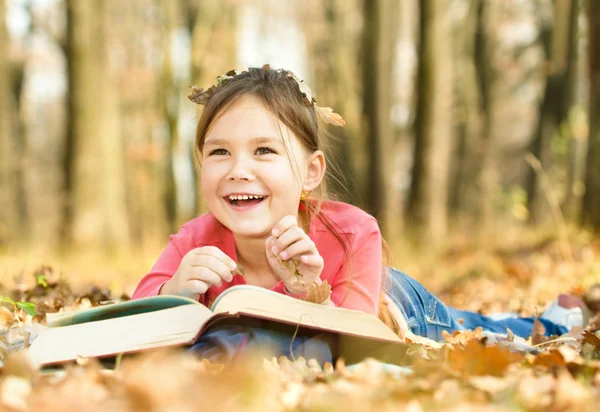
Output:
[159, 0, 181, 234]
[362, 0, 396, 236]
[406, 0, 454, 244]
[63, 0, 129, 251]
[0, 0, 19, 246]
[563, 0, 584, 221]
[582, 0, 600, 230]
[189, 0, 237, 218]
[316, 0, 360, 204]
[527, 0, 576, 225]
[450, 0, 483, 228]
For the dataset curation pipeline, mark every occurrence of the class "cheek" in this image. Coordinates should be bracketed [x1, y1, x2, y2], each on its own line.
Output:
[200, 167, 220, 198]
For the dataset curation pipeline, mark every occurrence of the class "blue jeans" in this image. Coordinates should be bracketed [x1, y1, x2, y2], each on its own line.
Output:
[190, 267, 568, 363]
[385, 267, 568, 341]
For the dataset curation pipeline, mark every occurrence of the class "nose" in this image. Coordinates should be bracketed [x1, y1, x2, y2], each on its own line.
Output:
[226, 155, 255, 181]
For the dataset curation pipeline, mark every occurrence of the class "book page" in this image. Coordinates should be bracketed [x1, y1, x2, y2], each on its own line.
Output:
[29, 304, 213, 366]
[46, 295, 199, 327]
[211, 286, 401, 343]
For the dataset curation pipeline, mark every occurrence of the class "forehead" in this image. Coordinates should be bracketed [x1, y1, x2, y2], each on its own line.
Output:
[206, 95, 290, 144]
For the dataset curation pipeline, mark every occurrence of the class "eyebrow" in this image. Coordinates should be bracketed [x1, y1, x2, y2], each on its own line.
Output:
[204, 137, 283, 146]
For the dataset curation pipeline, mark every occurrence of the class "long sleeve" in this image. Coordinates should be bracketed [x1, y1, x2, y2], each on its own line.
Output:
[131, 227, 191, 299]
[329, 218, 382, 314]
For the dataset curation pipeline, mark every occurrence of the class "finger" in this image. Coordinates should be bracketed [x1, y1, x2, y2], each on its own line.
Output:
[187, 279, 210, 295]
[191, 266, 223, 287]
[271, 215, 298, 237]
[279, 238, 316, 260]
[191, 254, 234, 282]
[193, 246, 237, 272]
[272, 227, 305, 254]
[296, 254, 324, 269]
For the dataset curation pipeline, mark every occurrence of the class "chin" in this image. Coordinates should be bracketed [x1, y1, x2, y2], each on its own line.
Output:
[233, 226, 271, 238]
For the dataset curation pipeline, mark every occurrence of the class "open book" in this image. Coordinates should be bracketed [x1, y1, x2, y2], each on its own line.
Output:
[28, 285, 408, 367]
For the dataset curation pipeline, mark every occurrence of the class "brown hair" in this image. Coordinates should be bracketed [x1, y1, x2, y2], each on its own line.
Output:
[193, 67, 398, 333]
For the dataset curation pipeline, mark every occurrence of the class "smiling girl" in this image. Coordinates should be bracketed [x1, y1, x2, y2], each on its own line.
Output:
[132, 65, 385, 321]
[132, 66, 584, 361]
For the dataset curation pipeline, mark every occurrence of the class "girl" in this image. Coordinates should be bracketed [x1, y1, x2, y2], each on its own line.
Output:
[132, 65, 583, 362]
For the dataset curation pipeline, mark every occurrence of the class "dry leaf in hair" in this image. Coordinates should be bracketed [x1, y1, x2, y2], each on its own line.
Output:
[286, 72, 315, 105]
[303, 281, 332, 304]
[315, 106, 345, 127]
[188, 85, 212, 105]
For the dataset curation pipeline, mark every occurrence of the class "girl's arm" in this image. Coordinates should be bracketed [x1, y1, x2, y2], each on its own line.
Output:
[131, 229, 189, 299]
[328, 218, 383, 315]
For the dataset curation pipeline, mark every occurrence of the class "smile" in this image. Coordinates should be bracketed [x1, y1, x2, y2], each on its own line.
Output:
[224, 194, 268, 210]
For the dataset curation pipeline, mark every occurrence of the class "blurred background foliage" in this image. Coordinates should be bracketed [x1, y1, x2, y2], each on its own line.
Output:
[0, 0, 599, 290]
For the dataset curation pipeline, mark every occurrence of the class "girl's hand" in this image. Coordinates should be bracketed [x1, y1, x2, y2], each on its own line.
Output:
[160, 246, 237, 299]
[266, 215, 324, 293]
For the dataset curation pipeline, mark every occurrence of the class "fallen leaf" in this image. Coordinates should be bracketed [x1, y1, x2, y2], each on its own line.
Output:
[468, 375, 512, 395]
[446, 339, 522, 377]
[531, 317, 547, 346]
[581, 330, 600, 350]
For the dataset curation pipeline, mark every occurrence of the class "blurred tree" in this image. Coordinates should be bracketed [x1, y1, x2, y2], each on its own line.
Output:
[160, 0, 182, 234]
[116, 0, 169, 250]
[308, 0, 360, 204]
[450, 0, 484, 228]
[0, 0, 16, 246]
[406, 0, 454, 244]
[527, 0, 578, 224]
[583, 0, 600, 230]
[362, 0, 396, 236]
[187, 0, 237, 218]
[563, 0, 586, 221]
[62, 0, 129, 251]
[0, 0, 26, 247]
[303, 0, 362, 205]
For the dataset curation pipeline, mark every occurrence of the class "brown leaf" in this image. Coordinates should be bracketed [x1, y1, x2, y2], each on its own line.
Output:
[446, 339, 522, 377]
[232, 263, 245, 278]
[531, 317, 547, 346]
[0, 306, 15, 326]
[529, 350, 567, 369]
[303, 281, 332, 305]
[315, 106, 345, 127]
[468, 375, 511, 395]
[581, 330, 600, 350]
[442, 327, 483, 345]
[286, 71, 315, 105]
[554, 369, 592, 410]
[276, 255, 303, 285]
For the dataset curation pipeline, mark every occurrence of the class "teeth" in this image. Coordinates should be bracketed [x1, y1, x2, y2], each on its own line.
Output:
[227, 194, 265, 200]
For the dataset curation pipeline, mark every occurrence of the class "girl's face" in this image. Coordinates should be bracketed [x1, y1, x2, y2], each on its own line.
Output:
[201, 95, 321, 238]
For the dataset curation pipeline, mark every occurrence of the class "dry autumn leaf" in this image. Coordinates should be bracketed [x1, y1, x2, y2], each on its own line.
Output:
[446, 339, 522, 377]
[531, 317, 548, 346]
[302, 281, 332, 305]
[232, 263, 245, 278]
[581, 330, 600, 350]
[315, 106, 346, 127]
[442, 327, 483, 345]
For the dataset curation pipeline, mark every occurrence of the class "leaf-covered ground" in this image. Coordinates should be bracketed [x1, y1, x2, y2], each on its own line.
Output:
[2, 236, 600, 411]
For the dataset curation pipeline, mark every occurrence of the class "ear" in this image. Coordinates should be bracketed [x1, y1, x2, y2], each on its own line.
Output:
[303, 150, 326, 192]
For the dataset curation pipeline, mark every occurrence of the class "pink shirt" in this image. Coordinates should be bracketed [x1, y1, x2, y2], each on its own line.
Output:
[131, 201, 383, 314]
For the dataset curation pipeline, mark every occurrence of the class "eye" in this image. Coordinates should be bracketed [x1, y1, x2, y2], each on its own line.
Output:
[209, 148, 228, 156]
[256, 147, 276, 155]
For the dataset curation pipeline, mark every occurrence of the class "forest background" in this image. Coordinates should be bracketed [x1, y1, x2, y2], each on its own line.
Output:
[0, 0, 599, 305]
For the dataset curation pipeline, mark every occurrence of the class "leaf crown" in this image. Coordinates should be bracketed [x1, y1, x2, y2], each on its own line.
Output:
[187, 64, 345, 127]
